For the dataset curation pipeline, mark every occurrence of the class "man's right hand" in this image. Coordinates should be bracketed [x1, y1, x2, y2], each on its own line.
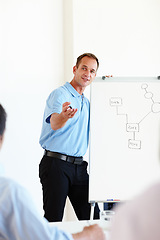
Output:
[61, 102, 78, 119]
[50, 102, 78, 131]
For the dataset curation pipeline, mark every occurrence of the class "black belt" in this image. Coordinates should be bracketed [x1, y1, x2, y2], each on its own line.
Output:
[44, 150, 83, 165]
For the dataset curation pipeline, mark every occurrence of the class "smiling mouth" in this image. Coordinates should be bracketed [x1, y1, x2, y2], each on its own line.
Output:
[82, 77, 90, 81]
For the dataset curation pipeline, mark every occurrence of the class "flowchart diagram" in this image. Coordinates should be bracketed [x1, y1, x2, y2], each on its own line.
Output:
[110, 84, 160, 149]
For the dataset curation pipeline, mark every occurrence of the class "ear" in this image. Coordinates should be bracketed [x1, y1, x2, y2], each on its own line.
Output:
[0, 135, 2, 149]
[73, 65, 77, 75]
[0, 133, 4, 150]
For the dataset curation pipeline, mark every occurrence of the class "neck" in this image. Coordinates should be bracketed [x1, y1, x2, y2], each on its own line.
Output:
[70, 79, 85, 95]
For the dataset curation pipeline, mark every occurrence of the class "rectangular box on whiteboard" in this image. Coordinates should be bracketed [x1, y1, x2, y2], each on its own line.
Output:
[89, 77, 160, 202]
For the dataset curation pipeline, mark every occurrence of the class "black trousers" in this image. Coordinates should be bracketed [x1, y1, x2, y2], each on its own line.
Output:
[39, 155, 100, 222]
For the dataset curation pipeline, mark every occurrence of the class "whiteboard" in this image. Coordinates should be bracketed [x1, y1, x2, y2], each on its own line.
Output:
[89, 77, 160, 202]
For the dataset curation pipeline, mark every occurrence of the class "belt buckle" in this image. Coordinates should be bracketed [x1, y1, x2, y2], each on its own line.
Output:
[66, 156, 74, 163]
[66, 156, 82, 165]
[74, 158, 82, 165]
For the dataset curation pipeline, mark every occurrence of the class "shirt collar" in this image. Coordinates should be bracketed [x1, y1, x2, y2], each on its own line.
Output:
[64, 82, 88, 103]
[65, 82, 83, 98]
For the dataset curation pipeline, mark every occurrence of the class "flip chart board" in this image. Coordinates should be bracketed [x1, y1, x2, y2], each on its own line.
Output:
[89, 77, 160, 202]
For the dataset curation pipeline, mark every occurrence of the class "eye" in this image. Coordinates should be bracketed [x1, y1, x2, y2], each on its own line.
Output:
[82, 67, 87, 70]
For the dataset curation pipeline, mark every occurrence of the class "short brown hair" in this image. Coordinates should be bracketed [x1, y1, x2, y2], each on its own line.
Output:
[76, 53, 99, 70]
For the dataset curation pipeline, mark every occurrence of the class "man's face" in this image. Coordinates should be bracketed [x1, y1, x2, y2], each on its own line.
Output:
[73, 56, 97, 88]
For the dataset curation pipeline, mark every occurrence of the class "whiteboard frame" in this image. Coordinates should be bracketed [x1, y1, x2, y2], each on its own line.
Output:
[89, 76, 160, 203]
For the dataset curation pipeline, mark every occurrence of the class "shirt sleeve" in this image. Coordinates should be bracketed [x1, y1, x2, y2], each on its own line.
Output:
[45, 88, 66, 123]
[3, 180, 73, 240]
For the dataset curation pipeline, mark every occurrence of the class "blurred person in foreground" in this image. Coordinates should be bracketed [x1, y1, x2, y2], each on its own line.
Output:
[0, 103, 105, 240]
[110, 181, 160, 240]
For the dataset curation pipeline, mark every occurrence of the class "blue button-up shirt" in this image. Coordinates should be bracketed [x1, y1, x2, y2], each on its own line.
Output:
[39, 82, 90, 157]
[0, 176, 73, 240]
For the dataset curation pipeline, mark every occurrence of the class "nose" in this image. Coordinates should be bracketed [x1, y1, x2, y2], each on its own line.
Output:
[84, 69, 90, 78]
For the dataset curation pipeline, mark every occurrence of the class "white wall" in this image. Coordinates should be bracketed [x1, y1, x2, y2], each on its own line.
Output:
[72, 0, 160, 77]
[0, 0, 160, 221]
[0, 0, 64, 214]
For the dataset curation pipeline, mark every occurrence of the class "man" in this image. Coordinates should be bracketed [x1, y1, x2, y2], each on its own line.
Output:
[109, 181, 160, 240]
[39, 53, 100, 222]
[0, 103, 105, 240]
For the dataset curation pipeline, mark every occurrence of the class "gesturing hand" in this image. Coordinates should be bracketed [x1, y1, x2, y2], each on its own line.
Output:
[62, 102, 78, 119]
[50, 102, 78, 130]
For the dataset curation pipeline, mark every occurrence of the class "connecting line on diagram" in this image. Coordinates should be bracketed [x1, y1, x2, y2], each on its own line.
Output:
[110, 84, 160, 149]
